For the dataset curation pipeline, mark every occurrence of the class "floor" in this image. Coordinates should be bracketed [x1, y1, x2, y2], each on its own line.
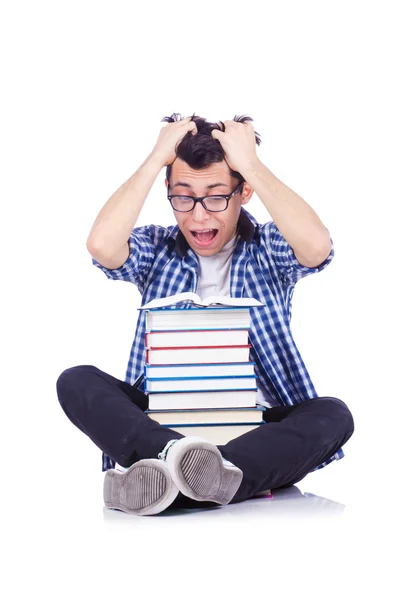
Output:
[4, 435, 394, 600]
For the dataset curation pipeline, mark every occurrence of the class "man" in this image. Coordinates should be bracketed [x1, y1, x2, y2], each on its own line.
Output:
[56, 113, 354, 516]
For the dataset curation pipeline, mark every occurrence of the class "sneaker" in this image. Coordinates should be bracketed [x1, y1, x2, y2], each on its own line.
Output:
[103, 458, 179, 516]
[158, 437, 243, 505]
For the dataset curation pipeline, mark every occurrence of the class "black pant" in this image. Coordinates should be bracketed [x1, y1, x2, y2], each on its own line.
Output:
[56, 365, 354, 507]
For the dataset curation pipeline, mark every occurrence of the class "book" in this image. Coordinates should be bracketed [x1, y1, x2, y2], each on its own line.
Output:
[144, 362, 256, 379]
[145, 406, 266, 425]
[145, 329, 249, 348]
[145, 375, 257, 393]
[146, 345, 251, 365]
[162, 422, 263, 445]
[142, 297, 261, 440]
[148, 389, 257, 410]
[145, 308, 252, 331]
[139, 292, 264, 310]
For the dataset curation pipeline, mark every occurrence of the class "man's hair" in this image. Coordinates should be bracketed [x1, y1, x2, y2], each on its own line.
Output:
[162, 113, 261, 185]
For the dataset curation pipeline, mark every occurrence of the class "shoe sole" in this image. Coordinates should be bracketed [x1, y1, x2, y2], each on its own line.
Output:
[166, 437, 243, 505]
[103, 459, 179, 516]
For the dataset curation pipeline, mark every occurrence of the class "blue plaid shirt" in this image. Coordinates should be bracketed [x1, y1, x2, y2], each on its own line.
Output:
[93, 207, 344, 471]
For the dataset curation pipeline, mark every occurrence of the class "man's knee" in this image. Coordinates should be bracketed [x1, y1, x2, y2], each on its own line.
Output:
[316, 397, 354, 444]
[56, 365, 97, 408]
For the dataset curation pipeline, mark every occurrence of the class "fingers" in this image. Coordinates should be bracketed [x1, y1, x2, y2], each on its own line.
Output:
[164, 116, 197, 135]
[223, 119, 254, 128]
[187, 121, 198, 135]
[177, 117, 197, 128]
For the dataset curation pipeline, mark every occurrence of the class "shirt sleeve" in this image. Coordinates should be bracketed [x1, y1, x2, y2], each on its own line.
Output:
[260, 221, 335, 287]
[91, 224, 169, 289]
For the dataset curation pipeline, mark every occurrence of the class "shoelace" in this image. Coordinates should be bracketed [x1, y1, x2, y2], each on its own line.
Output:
[158, 439, 179, 461]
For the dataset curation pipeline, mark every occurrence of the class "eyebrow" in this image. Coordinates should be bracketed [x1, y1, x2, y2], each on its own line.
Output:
[172, 181, 229, 190]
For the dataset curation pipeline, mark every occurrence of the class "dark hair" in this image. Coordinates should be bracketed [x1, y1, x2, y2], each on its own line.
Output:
[162, 113, 261, 185]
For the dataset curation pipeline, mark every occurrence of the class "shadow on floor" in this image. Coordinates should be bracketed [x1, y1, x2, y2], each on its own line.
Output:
[102, 485, 345, 521]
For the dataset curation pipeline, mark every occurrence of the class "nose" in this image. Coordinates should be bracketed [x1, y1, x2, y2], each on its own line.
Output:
[191, 201, 210, 223]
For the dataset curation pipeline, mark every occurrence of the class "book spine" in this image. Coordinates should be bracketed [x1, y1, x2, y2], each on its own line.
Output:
[145, 407, 266, 413]
[147, 388, 257, 395]
[144, 361, 257, 371]
[145, 332, 249, 347]
[147, 344, 251, 351]
[145, 375, 257, 381]
[147, 329, 249, 333]
[147, 327, 249, 332]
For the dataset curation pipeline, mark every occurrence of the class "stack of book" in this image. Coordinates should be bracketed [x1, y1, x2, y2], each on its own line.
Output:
[139, 292, 267, 445]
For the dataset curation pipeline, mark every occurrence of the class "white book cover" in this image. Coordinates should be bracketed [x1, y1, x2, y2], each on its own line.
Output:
[162, 423, 262, 445]
[148, 389, 257, 410]
[145, 329, 249, 348]
[146, 310, 252, 331]
[146, 406, 266, 425]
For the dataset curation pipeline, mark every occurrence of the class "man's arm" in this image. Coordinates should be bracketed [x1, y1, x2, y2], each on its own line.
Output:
[211, 121, 331, 268]
[86, 117, 198, 269]
[240, 160, 332, 268]
[86, 152, 165, 269]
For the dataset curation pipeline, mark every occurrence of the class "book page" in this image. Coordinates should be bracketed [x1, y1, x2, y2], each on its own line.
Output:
[139, 292, 199, 310]
[140, 292, 264, 310]
[202, 296, 264, 307]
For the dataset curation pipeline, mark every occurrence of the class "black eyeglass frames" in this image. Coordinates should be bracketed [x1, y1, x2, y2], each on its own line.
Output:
[167, 182, 244, 212]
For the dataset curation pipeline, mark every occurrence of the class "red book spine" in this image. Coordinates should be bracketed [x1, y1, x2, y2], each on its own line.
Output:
[146, 345, 252, 364]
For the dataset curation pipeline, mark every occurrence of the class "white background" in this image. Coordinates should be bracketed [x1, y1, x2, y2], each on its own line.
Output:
[1, 1, 396, 598]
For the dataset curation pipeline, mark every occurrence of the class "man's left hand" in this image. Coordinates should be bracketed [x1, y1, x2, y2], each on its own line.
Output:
[211, 120, 259, 173]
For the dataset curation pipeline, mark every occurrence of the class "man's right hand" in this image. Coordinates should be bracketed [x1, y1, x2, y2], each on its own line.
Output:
[152, 117, 198, 167]
[87, 117, 198, 269]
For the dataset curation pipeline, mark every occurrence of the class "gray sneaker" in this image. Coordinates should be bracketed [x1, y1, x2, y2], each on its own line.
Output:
[103, 458, 179, 516]
[158, 437, 243, 505]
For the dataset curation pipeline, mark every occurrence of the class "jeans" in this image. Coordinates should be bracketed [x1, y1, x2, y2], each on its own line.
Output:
[56, 365, 354, 507]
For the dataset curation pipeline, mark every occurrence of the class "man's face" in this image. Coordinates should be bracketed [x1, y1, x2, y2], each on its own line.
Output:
[166, 159, 253, 257]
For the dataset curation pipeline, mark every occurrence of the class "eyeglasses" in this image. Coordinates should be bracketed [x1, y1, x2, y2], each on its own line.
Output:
[167, 182, 244, 212]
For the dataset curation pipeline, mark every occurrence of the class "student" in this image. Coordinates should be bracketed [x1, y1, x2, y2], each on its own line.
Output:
[56, 114, 354, 516]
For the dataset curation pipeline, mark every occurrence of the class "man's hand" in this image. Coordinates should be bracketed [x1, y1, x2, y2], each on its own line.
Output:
[211, 120, 260, 173]
[152, 117, 198, 167]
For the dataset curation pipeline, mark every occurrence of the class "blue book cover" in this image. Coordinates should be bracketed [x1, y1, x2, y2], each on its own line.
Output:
[144, 374, 257, 393]
[146, 374, 257, 382]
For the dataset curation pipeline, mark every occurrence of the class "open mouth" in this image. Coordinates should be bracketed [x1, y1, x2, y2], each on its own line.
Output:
[190, 228, 219, 246]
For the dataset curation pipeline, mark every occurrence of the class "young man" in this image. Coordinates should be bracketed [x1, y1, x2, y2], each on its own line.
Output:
[56, 114, 354, 516]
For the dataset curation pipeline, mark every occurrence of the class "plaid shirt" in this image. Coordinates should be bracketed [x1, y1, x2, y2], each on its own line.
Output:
[93, 207, 344, 471]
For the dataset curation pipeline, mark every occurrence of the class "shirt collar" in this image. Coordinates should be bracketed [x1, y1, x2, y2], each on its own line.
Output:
[171, 207, 260, 258]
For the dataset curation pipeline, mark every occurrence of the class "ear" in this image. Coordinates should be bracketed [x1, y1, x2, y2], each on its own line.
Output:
[241, 183, 254, 205]
[164, 178, 169, 188]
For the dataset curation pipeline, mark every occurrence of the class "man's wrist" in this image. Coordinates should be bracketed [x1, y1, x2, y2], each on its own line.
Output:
[146, 150, 167, 171]
[237, 157, 264, 181]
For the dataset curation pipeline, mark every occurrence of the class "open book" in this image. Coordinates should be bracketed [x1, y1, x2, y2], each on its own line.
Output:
[139, 292, 264, 310]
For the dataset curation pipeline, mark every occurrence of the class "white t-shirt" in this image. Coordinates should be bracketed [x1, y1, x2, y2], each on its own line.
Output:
[195, 236, 274, 408]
